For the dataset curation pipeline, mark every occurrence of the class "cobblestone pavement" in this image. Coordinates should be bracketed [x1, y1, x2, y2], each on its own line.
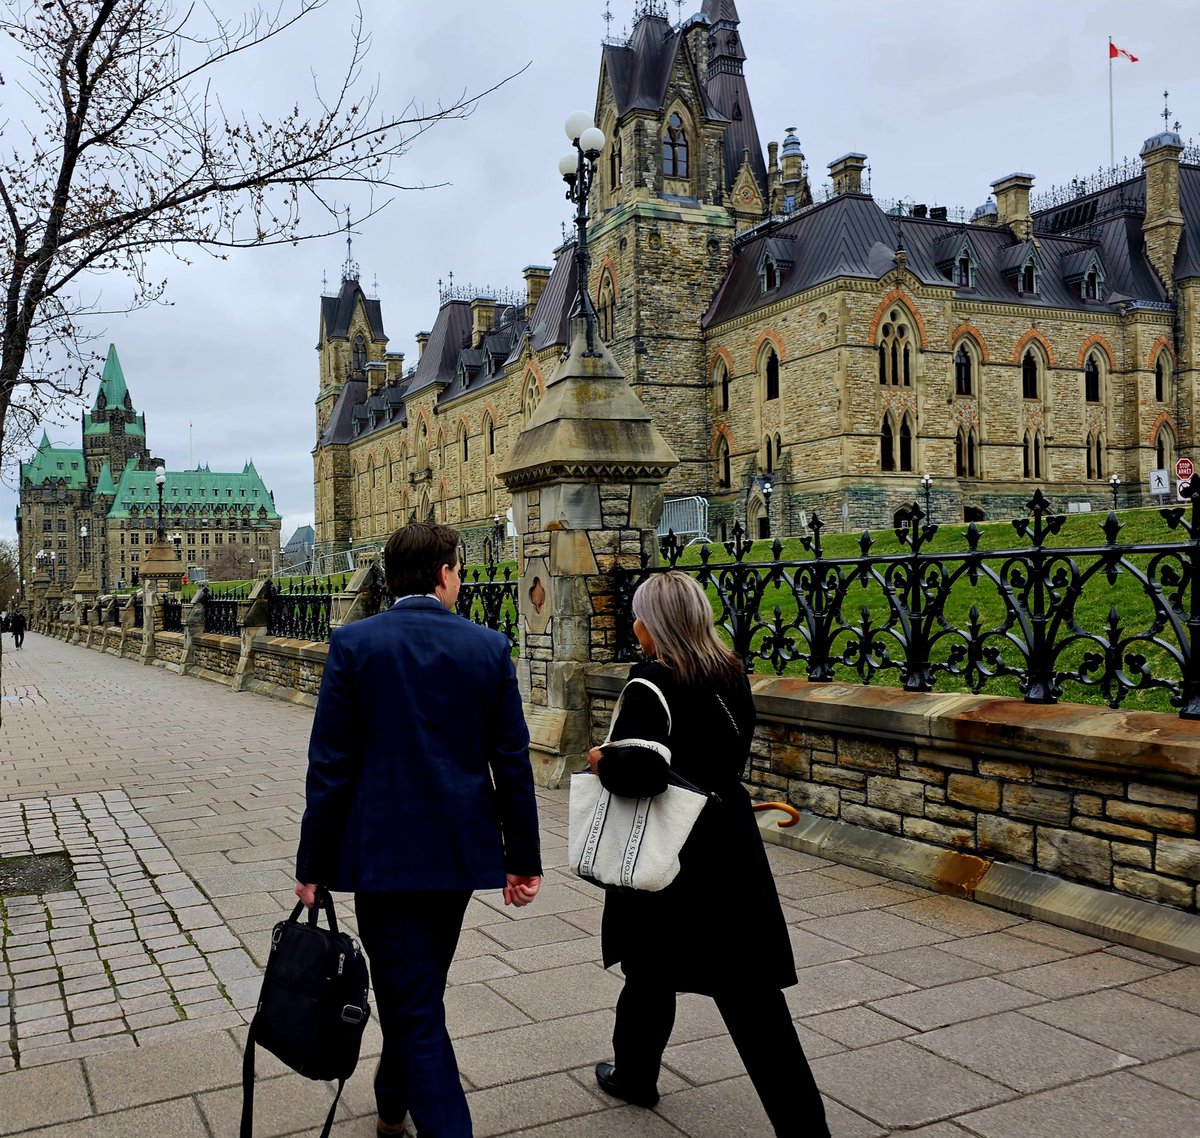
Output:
[0, 634, 1198, 1137]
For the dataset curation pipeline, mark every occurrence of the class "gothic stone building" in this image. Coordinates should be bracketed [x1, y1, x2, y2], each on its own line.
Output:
[17, 345, 282, 594]
[313, 0, 1199, 554]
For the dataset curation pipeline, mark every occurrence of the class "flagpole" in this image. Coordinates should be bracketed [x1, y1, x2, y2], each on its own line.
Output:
[1109, 38, 1115, 169]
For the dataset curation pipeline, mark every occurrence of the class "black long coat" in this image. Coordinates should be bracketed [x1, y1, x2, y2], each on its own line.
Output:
[596, 660, 797, 995]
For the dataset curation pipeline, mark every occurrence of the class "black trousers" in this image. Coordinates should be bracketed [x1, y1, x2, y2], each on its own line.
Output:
[355, 889, 473, 1138]
[612, 974, 830, 1138]
[12, 630, 23, 648]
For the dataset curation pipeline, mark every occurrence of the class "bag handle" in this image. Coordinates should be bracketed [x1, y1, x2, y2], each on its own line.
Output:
[287, 886, 340, 935]
[603, 676, 672, 747]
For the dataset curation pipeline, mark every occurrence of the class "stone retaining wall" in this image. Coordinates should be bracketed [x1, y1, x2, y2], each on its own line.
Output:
[587, 668, 1200, 914]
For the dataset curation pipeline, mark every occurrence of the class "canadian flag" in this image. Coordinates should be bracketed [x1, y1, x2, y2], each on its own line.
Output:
[1109, 41, 1138, 62]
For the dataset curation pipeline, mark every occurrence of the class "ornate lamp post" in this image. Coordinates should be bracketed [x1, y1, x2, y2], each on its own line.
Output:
[79, 523, 88, 569]
[154, 465, 166, 539]
[762, 480, 773, 538]
[559, 111, 606, 357]
[1109, 472, 1121, 511]
[920, 473, 933, 521]
[169, 531, 183, 559]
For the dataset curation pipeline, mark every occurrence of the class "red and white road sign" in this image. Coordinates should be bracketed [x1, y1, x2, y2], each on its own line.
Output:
[1176, 457, 1194, 482]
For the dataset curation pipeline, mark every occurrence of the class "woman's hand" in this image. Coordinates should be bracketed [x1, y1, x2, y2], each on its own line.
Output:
[587, 746, 603, 774]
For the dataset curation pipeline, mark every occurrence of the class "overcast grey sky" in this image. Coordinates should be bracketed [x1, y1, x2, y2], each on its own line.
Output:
[2, 0, 1198, 545]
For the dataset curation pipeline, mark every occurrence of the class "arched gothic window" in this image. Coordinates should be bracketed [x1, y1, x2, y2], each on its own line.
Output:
[954, 343, 973, 396]
[763, 435, 773, 474]
[763, 349, 780, 401]
[1022, 350, 1039, 400]
[1155, 352, 1171, 403]
[597, 273, 616, 342]
[880, 417, 895, 472]
[460, 425, 469, 463]
[522, 374, 541, 423]
[878, 310, 914, 386]
[352, 334, 367, 373]
[955, 428, 978, 478]
[717, 437, 731, 488]
[485, 416, 495, 456]
[762, 255, 778, 292]
[716, 362, 730, 412]
[1085, 270, 1098, 299]
[899, 415, 913, 472]
[1084, 354, 1101, 403]
[1156, 426, 1176, 471]
[662, 112, 688, 178]
[609, 131, 622, 195]
[1021, 262, 1037, 294]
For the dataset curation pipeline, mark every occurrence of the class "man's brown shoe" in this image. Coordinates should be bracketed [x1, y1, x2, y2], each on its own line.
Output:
[377, 1116, 410, 1137]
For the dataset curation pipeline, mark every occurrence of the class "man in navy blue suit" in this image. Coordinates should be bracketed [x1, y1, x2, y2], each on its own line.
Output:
[296, 522, 541, 1138]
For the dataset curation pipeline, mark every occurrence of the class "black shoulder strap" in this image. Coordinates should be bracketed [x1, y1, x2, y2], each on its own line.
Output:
[241, 1015, 344, 1138]
[240, 1016, 257, 1138]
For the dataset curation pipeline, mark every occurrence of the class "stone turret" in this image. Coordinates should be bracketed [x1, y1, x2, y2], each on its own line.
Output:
[829, 153, 868, 196]
[1141, 131, 1185, 294]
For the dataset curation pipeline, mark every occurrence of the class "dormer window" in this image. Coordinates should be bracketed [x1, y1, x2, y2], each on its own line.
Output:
[1021, 263, 1036, 294]
[762, 255, 779, 292]
[1085, 271, 1098, 299]
[663, 112, 688, 179]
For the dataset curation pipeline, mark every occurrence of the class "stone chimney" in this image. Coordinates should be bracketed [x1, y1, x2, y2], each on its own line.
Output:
[991, 173, 1034, 241]
[523, 265, 552, 319]
[1141, 131, 1185, 293]
[828, 153, 868, 196]
[415, 332, 430, 362]
[767, 140, 781, 212]
[683, 16, 709, 80]
[471, 295, 497, 349]
[386, 352, 404, 384]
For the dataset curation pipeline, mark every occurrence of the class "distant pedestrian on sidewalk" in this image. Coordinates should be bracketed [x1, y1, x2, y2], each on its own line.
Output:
[587, 571, 829, 1138]
[10, 610, 26, 650]
[296, 522, 542, 1138]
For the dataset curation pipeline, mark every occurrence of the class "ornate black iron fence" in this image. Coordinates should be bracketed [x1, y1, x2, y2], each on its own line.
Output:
[161, 597, 183, 632]
[204, 583, 249, 635]
[457, 539, 519, 648]
[266, 576, 345, 641]
[614, 488, 1200, 719]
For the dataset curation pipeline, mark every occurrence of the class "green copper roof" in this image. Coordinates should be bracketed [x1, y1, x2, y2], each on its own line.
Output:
[106, 461, 281, 521]
[19, 433, 89, 489]
[94, 461, 117, 496]
[92, 344, 131, 412]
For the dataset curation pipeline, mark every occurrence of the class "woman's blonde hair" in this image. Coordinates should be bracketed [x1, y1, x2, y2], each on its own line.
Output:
[632, 571, 744, 686]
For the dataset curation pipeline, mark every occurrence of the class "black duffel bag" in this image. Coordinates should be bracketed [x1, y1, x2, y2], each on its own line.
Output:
[240, 887, 371, 1138]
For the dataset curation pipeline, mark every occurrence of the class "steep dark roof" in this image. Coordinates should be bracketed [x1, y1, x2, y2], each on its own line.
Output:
[319, 377, 368, 446]
[701, 1, 766, 197]
[704, 181, 1173, 328]
[1174, 164, 1200, 280]
[403, 301, 472, 398]
[601, 14, 720, 121]
[320, 276, 386, 342]
[526, 248, 578, 353]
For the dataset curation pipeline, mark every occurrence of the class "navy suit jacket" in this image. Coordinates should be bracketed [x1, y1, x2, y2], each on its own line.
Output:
[295, 597, 541, 892]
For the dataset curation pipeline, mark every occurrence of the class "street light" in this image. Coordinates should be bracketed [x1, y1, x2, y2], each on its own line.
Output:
[559, 110, 606, 357]
[154, 465, 166, 538]
[168, 531, 183, 560]
[920, 473, 933, 521]
[762, 480, 773, 538]
[1109, 473, 1121, 511]
[79, 523, 88, 569]
[248, 557, 256, 581]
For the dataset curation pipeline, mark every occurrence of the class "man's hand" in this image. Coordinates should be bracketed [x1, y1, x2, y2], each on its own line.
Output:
[587, 746, 603, 774]
[295, 881, 318, 909]
[503, 874, 541, 908]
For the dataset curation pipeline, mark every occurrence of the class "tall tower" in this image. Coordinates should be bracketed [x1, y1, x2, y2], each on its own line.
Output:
[587, 6, 741, 497]
[82, 344, 151, 486]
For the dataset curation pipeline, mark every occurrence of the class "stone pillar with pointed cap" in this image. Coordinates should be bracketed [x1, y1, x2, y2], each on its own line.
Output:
[498, 315, 677, 787]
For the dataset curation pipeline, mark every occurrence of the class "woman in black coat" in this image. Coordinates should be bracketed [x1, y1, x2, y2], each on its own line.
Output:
[588, 571, 829, 1138]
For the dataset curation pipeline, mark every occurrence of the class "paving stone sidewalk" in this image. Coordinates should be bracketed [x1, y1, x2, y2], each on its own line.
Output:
[0, 634, 1197, 1137]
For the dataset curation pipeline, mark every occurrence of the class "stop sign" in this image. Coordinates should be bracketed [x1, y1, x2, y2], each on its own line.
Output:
[1176, 457, 1194, 482]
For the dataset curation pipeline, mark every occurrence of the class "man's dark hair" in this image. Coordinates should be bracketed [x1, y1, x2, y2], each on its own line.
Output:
[384, 523, 460, 598]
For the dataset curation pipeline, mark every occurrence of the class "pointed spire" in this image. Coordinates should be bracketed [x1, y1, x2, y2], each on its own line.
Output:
[95, 461, 116, 496]
[92, 344, 132, 413]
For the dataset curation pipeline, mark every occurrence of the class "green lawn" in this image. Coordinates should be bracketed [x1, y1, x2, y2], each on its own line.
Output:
[658, 504, 1198, 714]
